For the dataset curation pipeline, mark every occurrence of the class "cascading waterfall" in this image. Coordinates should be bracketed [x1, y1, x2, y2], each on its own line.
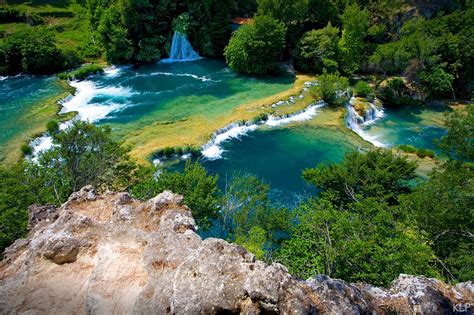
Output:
[164, 32, 200, 62]
[346, 96, 387, 147]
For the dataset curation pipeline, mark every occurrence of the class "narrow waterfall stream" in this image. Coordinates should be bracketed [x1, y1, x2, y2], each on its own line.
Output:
[346, 97, 387, 147]
[163, 32, 200, 62]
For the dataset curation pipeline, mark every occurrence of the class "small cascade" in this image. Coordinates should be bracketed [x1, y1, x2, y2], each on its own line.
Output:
[163, 32, 200, 62]
[346, 97, 387, 148]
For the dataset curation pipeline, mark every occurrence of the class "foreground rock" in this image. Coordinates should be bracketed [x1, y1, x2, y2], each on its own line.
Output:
[1, 187, 472, 314]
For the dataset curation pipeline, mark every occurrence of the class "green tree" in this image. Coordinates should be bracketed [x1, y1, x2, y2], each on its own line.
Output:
[129, 161, 220, 230]
[401, 162, 473, 283]
[0, 164, 37, 252]
[303, 150, 417, 207]
[185, 0, 233, 57]
[97, 5, 133, 64]
[401, 107, 474, 282]
[27, 121, 136, 204]
[438, 106, 474, 162]
[2, 27, 64, 75]
[295, 23, 340, 74]
[278, 197, 438, 286]
[256, 0, 309, 25]
[419, 66, 455, 99]
[338, 3, 369, 74]
[309, 72, 348, 106]
[221, 174, 292, 259]
[224, 15, 286, 75]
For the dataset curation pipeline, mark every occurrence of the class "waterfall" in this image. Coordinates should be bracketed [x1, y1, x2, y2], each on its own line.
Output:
[163, 32, 200, 63]
[346, 97, 387, 147]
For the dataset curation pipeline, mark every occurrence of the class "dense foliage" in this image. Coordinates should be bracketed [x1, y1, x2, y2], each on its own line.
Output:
[309, 72, 348, 106]
[224, 15, 286, 75]
[295, 23, 340, 74]
[0, 28, 74, 75]
[276, 108, 473, 285]
[129, 162, 221, 230]
[220, 174, 292, 259]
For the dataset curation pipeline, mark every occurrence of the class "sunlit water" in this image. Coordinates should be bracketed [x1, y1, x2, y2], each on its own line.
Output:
[356, 105, 447, 151]
[0, 75, 64, 149]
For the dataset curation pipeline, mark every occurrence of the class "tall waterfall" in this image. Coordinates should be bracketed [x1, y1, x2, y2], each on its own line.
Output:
[346, 97, 387, 147]
[164, 32, 200, 62]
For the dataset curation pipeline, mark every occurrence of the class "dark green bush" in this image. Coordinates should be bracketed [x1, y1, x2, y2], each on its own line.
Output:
[162, 147, 174, 157]
[59, 64, 104, 81]
[2, 27, 65, 75]
[224, 15, 287, 75]
[417, 149, 435, 158]
[398, 144, 417, 153]
[46, 120, 59, 134]
[20, 144, 32, 156]
[353, 81, 374, 98]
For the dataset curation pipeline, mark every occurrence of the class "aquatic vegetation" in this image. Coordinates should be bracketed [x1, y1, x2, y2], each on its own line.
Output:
[58, 64, 105, 81]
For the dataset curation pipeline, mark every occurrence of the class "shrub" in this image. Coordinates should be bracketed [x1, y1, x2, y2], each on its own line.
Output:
[2, 28, 64, 75]
[46, 120, 59, 134]
[20, 144, 32, 156]
[417, 149, 435, 158]
[295, 23, 340, 74]
[310, 72, 349, 106]
[398, 144, 417, 153]
[224, 15, 287, 75]
[162, 147, 174, 157]
[353, 81, 374, 99]
[59, 64, 104, 81]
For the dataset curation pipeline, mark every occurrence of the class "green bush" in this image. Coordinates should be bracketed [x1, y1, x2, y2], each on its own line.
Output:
[353, 81, 374, 98]
[162, 147, 174, 157]
[224, 15, 287, 75]
[46, 120, 59, 134]
[398, 144, 417, 153]
[295, 23, 340, 74]
[310, 72, 349, 106]
[20, 144, 32, 156]
[417, 149, 435, 158]
[172, 12, 194, 34]
[58, 64, 104, 81]
[2, 27, 65, 75]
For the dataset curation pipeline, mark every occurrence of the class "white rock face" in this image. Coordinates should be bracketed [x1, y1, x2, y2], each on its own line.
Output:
[1, 187, 472, 314]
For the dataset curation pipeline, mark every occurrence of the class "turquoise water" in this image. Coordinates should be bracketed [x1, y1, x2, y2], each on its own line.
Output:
[170, 105, 448, 203]
[360, 105, 447, 151]
[1, 60, 449, 202]
[171, 122, 366, 205]
[0, 75, 63, 148]
[62, 59, 293, 128]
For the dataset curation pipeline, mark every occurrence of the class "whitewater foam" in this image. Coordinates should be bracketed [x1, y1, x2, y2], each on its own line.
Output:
[60, 80, 135, 122]
[266, 101, 325, 127]
[0, 76, 8, 81]
[30, 135, 55, 162]
[201, 123, 258, 160]
[150, 71, 212, 82]
[271, 80, 318, 108]
[346, 97, 388, 147]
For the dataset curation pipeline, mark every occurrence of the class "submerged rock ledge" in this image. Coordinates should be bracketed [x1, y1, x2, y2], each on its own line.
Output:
[1, 187, 472, 314]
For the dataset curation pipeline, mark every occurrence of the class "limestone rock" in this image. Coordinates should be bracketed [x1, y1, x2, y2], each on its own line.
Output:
[1, 188, 472, 314]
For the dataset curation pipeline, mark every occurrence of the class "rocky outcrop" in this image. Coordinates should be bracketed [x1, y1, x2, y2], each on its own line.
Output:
[1, 187, 472, 314]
